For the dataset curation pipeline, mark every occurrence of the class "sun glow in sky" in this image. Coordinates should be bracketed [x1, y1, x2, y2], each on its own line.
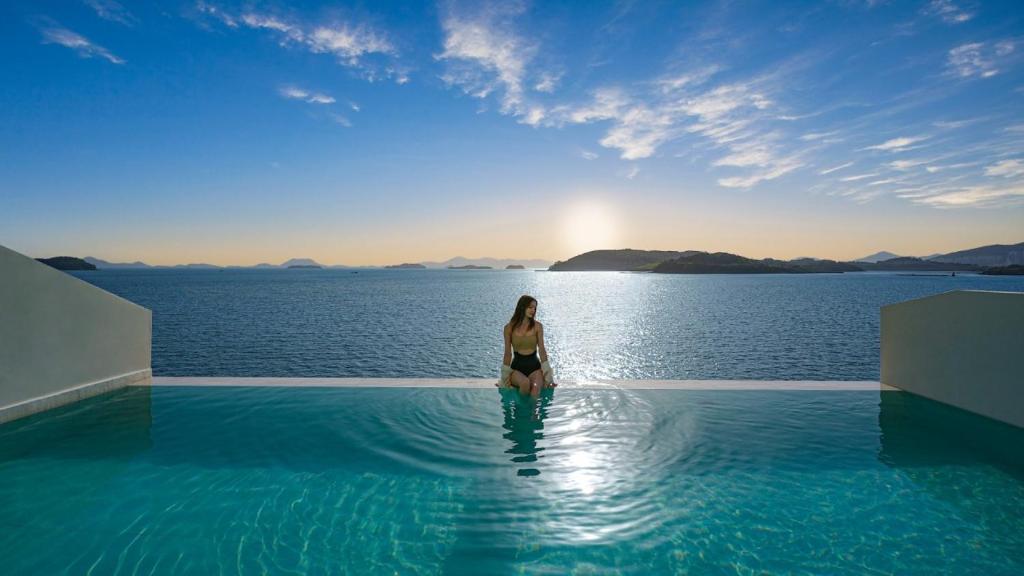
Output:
[561, 200, 621, 258]
[1, 0, 1022, 265]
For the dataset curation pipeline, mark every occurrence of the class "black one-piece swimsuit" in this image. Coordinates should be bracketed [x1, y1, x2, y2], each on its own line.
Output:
[510, 350, 541, 377]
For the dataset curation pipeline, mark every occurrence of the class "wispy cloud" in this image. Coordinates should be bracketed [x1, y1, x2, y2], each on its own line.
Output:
[279, 86, 335, 104]
[195, 1, 237, 27]
[862, 135, 929, 152]
[819, 161, 853, 175]
[985, 159, 1024, 178]
[932, 118, 981, 129]
[555, 68, 796, 189]
[907, 183, 1024, 208]
[535, 72, 561, 93]
[841, 172, 879, 182]
[329, 113, 352, 128]
[578, 149, 599, 160]
[198, 3, 399, 81]
[923, 0, 974, 24]
[39, 24, 124, 64]
[306, 24, 395, 64]
[717, 156, 803, 188]
[947, 42, 1009, 78]
[800, 130, 840, 141]
[436, 4, 538, 119]
[83, 0, 136, 26]
[888, 158, 931, 170]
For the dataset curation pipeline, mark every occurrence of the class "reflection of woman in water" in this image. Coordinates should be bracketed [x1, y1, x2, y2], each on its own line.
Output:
[501, 295, 556, 396]
[500, 391, 552, 476]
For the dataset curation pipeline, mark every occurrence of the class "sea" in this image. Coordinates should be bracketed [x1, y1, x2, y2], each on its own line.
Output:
[68, 268, 1024, 382]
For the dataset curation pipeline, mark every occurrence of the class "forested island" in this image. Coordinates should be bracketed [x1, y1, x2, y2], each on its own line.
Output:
[35, 256, 96, 270]
[981, 265, 1024, 275]
[548, 249, 990, 273]
[652, 252, 860, 274]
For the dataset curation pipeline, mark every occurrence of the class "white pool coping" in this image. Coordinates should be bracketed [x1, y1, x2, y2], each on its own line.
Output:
[148, 377, 896, 391]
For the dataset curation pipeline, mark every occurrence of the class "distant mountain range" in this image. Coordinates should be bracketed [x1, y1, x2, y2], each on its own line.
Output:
[854, 242, 1024, 267]
[650, 253, 863, 274]
[547, 249, 701, 271]
[80, 256, 350, 269]
[855, 251, 902, 263]
[929, 243, 1024, 267]
[550, 241, 1024, 273]
[49, 243, 1024, 272]
[418, 256, 551, 269]
[77, 255, 551, 270]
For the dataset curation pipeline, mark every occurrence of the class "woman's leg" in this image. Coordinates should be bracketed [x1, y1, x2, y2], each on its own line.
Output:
[527, 369, 544, 396]
[510, 370, 531, 394]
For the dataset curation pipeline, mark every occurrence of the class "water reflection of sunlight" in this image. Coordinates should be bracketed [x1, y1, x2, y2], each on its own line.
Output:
[538, 273, 664, 383]
[523, 388, 685, 545]
[565, 451, 600, 495]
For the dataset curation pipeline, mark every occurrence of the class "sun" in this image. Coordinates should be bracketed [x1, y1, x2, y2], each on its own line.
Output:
[560, 201, 621, 257]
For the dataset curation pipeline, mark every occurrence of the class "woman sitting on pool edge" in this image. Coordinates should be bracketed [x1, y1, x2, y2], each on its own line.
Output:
[500, 295, 556, 395]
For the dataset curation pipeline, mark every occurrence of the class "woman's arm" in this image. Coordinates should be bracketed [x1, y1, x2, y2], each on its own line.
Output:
[537, 322, 548, 363]
[502, 324, 512, 366]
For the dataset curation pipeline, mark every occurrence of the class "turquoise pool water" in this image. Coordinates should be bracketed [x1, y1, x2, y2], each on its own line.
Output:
[1, 386, 1022, 575]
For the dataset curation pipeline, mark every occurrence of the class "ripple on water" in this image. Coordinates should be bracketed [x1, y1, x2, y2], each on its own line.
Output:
[1, 386, 1023, 575]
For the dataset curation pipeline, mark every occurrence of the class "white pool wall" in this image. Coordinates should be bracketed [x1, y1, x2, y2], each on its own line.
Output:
[0, 244, 151, 423]
[881, 289, 1024, 428]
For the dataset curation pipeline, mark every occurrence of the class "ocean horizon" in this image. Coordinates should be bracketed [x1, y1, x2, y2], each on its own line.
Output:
[69, 268, 1024, 382]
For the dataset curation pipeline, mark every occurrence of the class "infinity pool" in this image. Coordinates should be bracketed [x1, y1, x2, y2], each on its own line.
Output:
[1, 386, 1022, 575]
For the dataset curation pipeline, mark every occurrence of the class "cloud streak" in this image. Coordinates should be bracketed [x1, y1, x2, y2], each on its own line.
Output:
[923, 0, 974, 24]
[862, 136, 929, 152]
[985, 159, 1024, 178]
[279, 86, 336, 104]
[436, 5, 538, 119]
[947, 42, 1013, 78]
[199, 4, 399, 81]
[39, 24, 125, 64]
[83, 0, 137, 26]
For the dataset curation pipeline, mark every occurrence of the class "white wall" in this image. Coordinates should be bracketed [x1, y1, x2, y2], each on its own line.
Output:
[0, 244, 151, 423]
[881, 290, 1024, 428]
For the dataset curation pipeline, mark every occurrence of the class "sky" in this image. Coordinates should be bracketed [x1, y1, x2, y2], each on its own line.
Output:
[1, 0, 1022, 266]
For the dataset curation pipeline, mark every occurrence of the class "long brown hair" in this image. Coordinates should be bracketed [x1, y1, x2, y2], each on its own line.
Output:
[509, 295, 537, 333]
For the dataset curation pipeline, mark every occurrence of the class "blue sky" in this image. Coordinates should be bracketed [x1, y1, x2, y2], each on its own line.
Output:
[1, 0, 1022, 265]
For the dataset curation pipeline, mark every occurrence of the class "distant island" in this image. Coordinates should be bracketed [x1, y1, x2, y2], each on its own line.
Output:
[549, 249, 701, 271]
[448, 264, 492, 269]
[546, 244, 1024, 273]
[930, 242, 1024, 267]
[75, 255, 551, 270]
[505, 264, 525, 269]
[286, 264, 322, 269]
[981, 265, 1024, 275]
[856, 257, 977, 272]
[652, 253, 862, 274]
[36, 256, 96, 271]
[423, 256, 551, 269]
[549, 249, 859, 273]
[780, 258, 864, 273]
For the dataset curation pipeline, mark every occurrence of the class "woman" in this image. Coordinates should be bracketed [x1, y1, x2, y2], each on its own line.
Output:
[501, 295, 556, 395]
